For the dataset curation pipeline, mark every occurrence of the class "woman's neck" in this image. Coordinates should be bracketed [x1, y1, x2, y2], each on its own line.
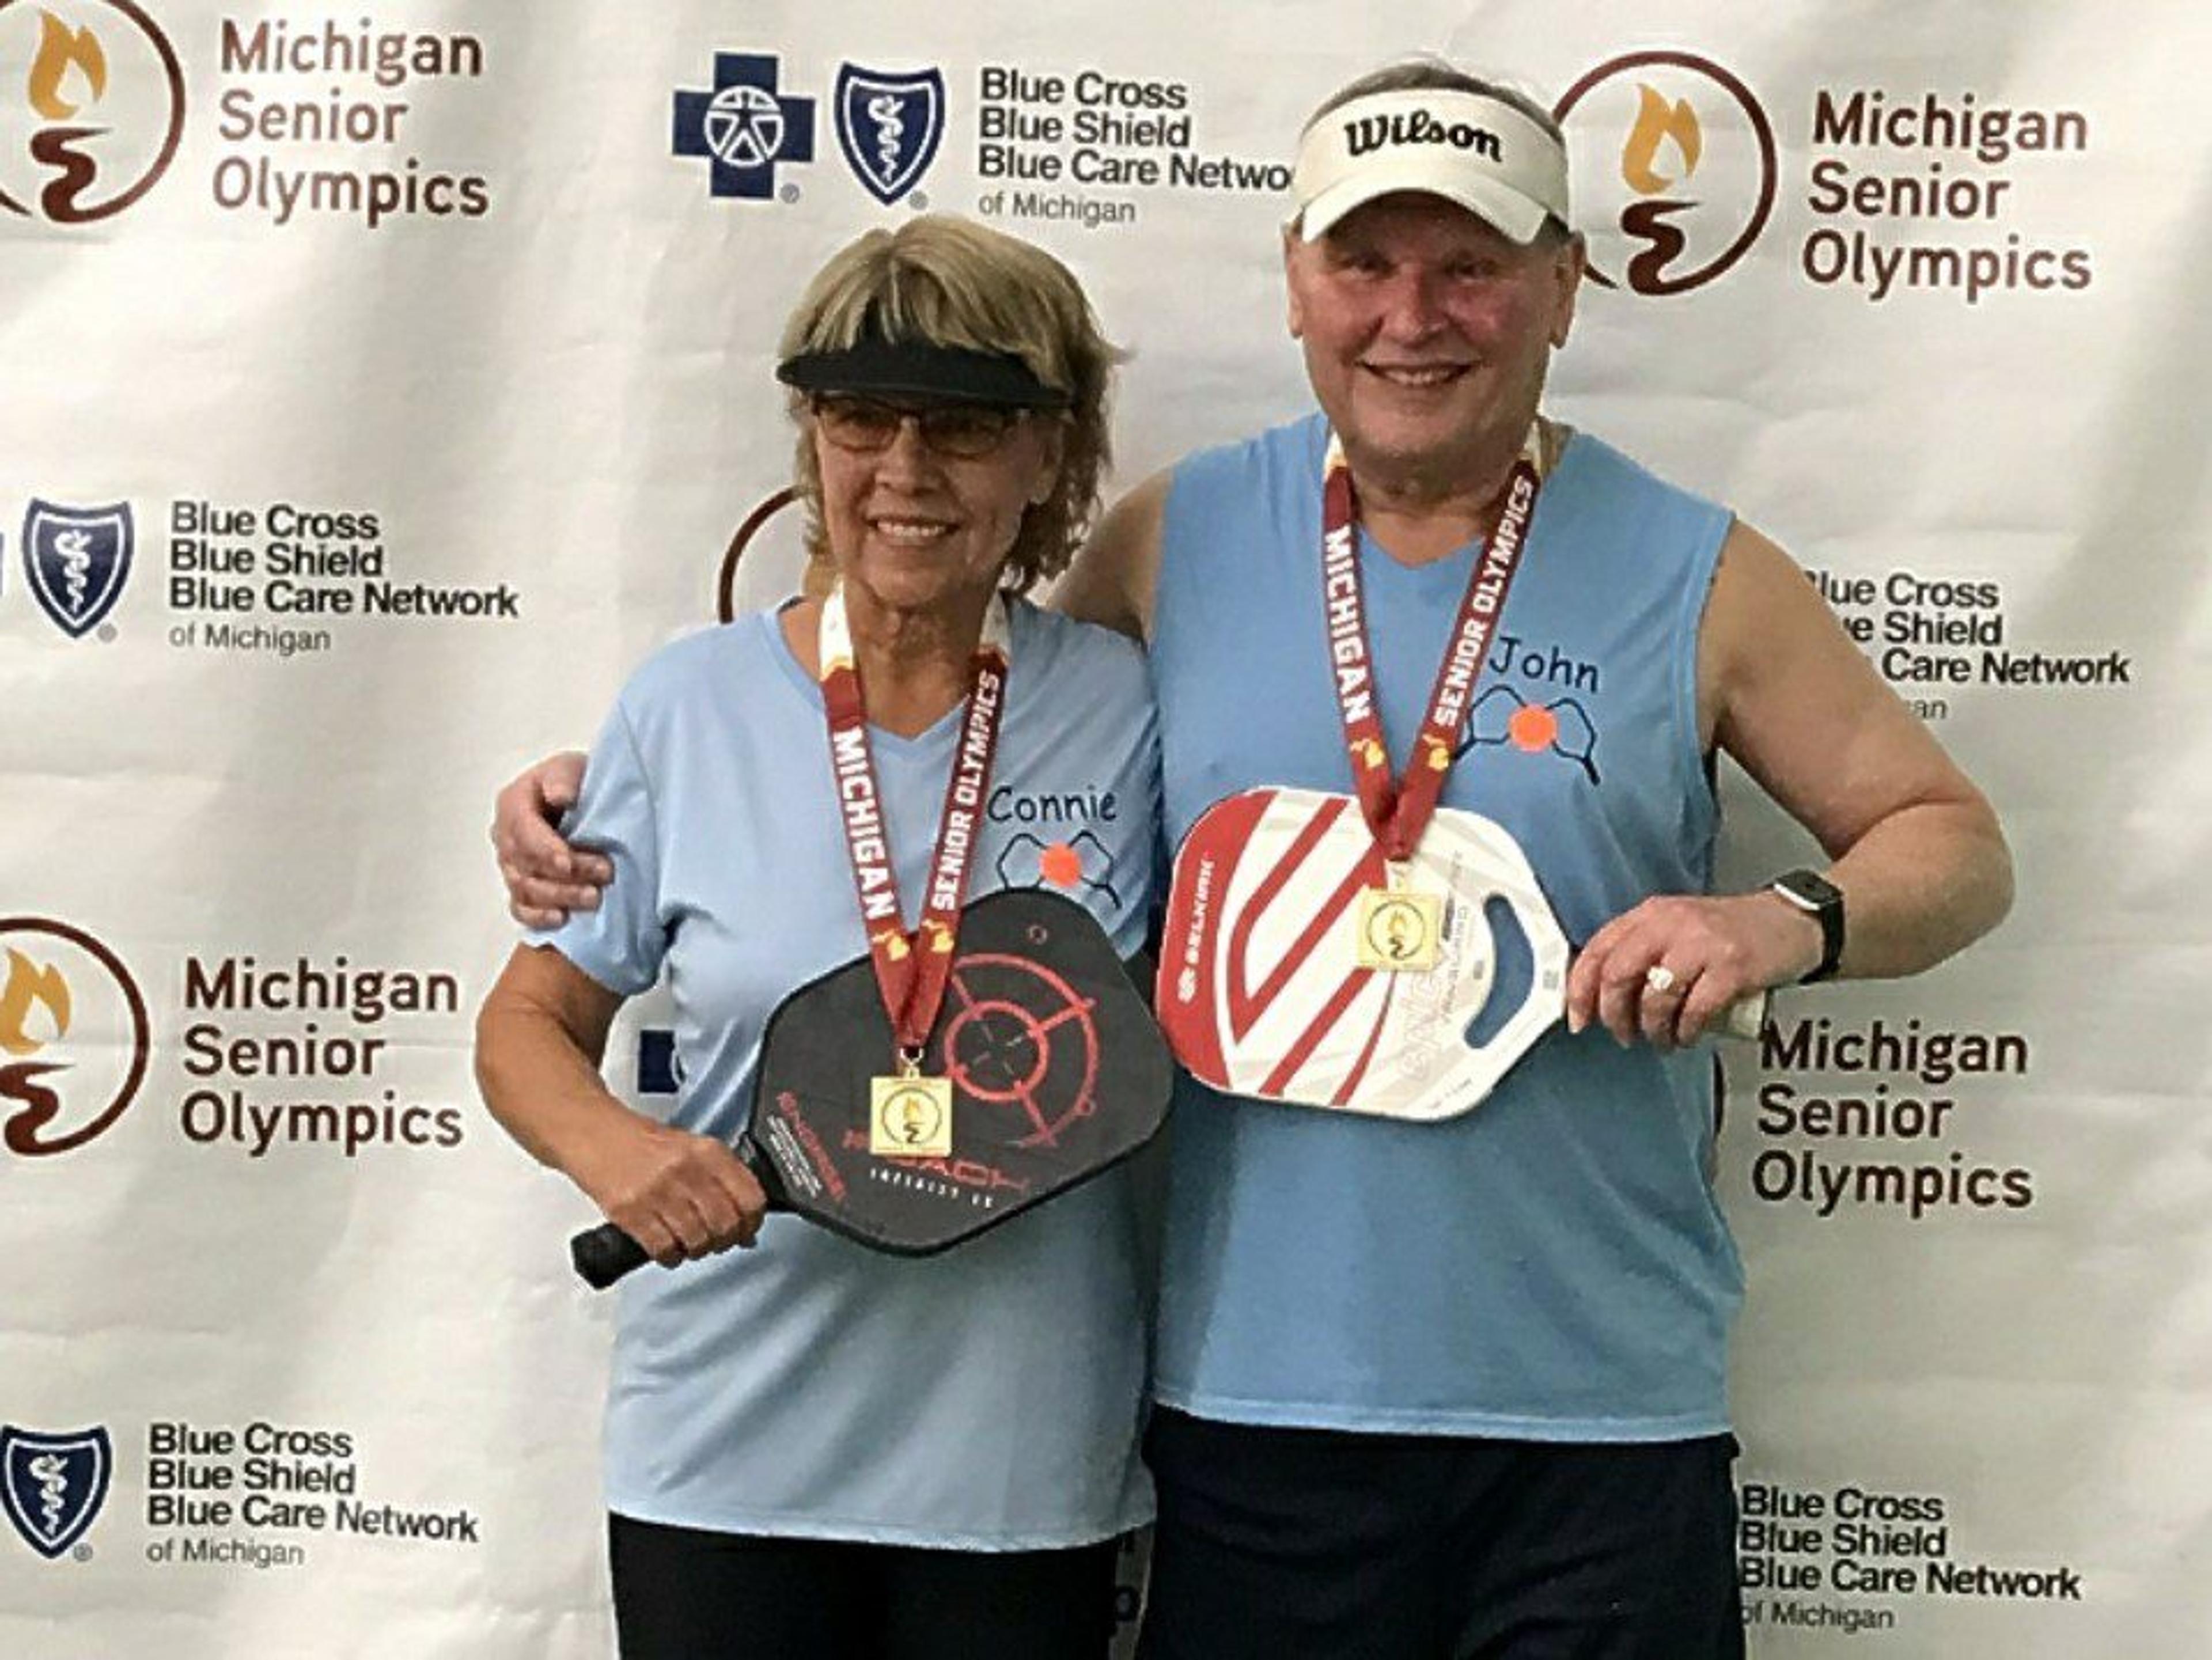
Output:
[784, 585, 996, 738]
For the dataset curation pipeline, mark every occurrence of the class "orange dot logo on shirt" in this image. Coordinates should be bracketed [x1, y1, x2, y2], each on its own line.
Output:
[1508, 704, 1559, 752]
[1037, 843, 1083, 887]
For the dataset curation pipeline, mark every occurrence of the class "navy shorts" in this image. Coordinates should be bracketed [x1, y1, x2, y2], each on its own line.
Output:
[1137, 1409, 1744, 1660]
[609, 1513, 1122, 1659]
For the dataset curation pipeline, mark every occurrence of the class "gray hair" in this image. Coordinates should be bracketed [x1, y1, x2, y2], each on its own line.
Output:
[1303, 57, 1565, 146]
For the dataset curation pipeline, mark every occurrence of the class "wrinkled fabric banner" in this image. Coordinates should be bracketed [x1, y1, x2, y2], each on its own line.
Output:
[2, 3, 2203, 1655]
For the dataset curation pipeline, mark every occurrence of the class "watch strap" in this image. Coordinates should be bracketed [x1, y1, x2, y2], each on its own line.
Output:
[1768, 869, 1844, 983]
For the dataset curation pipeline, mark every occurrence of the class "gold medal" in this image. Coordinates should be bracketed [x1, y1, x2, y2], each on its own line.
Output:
[870, 1071, 953, 1157]
[1355, 885, 1442, 972]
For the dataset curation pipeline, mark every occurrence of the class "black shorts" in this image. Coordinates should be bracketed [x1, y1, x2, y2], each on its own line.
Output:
[1137, 1409, 1744, 1660]
[608, 1512, 1123, 1660]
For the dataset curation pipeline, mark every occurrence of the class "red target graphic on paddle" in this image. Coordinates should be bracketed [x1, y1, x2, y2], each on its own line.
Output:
[940, 950, 1101, 1149]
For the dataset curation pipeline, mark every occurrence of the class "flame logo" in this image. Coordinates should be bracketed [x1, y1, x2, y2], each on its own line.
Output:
[0, 0, 188, 224]
[28, 10, 105, 119]
[0, 949, 71, 1056]
[1, 946, 80, 1155]
[1622, 84, 1700, 196]
[1554, 50, 1777, 298]
[0, 918, 150, 1157]
[1610, 85, 1708, 292]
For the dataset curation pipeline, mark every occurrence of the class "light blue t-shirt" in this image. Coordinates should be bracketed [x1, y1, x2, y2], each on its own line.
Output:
[1149, 414, 1744, 1441]
[538, 598, 1159, 1548]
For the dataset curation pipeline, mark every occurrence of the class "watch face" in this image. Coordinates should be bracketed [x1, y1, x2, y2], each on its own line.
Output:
[1770, 870, 1843, 983]
[1775, 870, 1842, 910]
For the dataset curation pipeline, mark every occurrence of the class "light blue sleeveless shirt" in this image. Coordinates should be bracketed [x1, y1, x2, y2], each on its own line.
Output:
[1150, 414, 1743, 1441]
[536, 599, 1157, 1546]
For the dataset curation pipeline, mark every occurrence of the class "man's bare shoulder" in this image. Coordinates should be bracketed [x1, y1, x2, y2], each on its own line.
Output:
[1052, 469, 1173, 642]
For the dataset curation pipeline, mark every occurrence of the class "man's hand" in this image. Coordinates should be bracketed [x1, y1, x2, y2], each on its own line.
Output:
[1566, 890, 1824, 1051]
[491, 751, 609, 927]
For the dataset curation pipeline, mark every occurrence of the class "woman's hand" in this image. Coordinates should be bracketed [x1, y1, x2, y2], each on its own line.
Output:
[478, 945, 766, 1269]
[569, 1115, 770, 1268]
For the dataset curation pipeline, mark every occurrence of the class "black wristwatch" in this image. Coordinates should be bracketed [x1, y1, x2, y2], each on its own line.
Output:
[1767, 869, 1845, 983]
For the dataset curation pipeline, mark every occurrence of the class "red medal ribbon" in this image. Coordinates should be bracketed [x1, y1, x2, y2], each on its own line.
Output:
[820, 586, 1013, 1065]
[1322, 426, 1544, 864]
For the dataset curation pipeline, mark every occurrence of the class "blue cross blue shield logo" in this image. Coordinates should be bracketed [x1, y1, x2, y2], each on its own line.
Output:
[835, 65, 946, 206]
[23, 500, 133, 638]
[2, 1426, 112, 1559]
[673, 54, 816, 200]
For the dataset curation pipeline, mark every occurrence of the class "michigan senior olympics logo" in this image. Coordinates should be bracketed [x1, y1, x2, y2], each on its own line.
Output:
[0, 0, 184, 224]
[673, 52, 816, 202]
[1554, 52, 1777, 295]
[0, 918, 150, 1157]
[835, 64, 944, 206]
[715, 486, 805, 621]
[2, 1426, 111, 1559]
[21, 498, 131, 636]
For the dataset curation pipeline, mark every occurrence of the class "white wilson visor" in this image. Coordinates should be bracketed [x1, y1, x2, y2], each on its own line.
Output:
[1291, 88, 1570, 244]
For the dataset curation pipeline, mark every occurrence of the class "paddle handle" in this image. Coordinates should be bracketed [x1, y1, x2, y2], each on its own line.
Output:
[570, 1223, 648, 1290]
[569, 1138, 774, 1291]
[1718, 990, 1770, 1043]
[1554, 982, 1768, 1045]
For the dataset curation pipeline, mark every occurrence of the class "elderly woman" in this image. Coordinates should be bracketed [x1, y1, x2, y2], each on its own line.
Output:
[474, 217, 1155, 1659]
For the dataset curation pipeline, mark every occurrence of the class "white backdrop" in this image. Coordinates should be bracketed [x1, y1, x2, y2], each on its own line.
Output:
[3, 2, 2205, 1655]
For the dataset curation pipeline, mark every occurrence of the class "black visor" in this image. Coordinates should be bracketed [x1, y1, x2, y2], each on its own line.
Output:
[776, 336, 1070, 409]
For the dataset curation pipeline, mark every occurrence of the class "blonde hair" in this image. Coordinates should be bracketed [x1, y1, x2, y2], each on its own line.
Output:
[778, 215, 1122, 594]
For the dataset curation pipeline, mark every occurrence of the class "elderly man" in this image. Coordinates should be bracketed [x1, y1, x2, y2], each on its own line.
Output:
[498, 59, 2011, 1660]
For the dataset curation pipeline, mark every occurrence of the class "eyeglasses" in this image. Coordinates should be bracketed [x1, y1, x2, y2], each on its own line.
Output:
[809, 395, 1033, 460]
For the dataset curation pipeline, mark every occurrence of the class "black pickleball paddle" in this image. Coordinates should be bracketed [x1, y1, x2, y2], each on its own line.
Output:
[570, 887, 1171, 1288]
